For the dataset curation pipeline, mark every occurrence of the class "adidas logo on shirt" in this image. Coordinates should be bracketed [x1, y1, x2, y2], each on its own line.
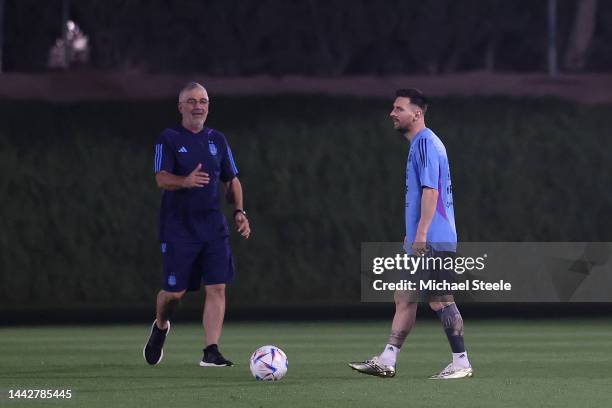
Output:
[178, 146, 188, 153]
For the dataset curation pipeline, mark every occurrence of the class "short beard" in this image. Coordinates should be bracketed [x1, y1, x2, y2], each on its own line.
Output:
[395, 126, 409, 138]
[189, 116, 205, 126]
[183, 117, 205, 131]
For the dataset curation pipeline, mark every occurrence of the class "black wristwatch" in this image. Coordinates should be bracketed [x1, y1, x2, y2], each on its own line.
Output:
[233, 209, 247, 218]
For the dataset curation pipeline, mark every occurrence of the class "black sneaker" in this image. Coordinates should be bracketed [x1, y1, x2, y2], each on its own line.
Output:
[143, 320, 170, 365]
[199, 344, 233, 367]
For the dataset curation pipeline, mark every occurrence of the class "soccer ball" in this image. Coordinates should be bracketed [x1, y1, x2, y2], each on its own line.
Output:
[249, 345, 288, 381]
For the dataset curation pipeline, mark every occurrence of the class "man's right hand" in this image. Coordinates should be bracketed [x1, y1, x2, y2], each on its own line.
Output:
[182, 163, 209, 188]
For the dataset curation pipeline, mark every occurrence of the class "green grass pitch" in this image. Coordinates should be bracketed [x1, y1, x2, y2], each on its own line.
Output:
[1, 319, 611, 408]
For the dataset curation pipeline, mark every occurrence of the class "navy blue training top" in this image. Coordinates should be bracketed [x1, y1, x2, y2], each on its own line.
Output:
[154, 125, 238, 242]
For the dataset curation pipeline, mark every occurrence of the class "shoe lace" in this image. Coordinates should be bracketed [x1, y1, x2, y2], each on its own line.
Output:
[440, 363, 454, 375]
[368, 356, 394, 371]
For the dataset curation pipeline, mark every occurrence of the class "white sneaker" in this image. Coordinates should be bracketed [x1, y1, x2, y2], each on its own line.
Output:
[429, 363, 473, 379]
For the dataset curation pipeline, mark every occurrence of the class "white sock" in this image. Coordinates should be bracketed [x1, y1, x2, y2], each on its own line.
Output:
[452, 351, 470, 369]
[378, 344, 400, 366]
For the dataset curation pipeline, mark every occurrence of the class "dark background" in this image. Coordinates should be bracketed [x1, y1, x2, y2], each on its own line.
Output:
[0, 1, 611, 322]
[2, 0, 612, 74]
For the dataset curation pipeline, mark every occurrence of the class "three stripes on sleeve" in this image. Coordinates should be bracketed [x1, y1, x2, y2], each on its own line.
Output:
[154, 143, 163, 172]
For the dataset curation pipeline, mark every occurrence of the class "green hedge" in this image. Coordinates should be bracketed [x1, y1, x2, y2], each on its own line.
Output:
[1, 96, 610, 308]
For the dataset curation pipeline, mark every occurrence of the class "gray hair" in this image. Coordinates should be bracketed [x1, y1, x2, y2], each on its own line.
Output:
[178, 82, 207, 101]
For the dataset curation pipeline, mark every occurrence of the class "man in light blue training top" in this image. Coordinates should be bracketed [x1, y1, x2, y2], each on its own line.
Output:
[349, 88, 473, 379]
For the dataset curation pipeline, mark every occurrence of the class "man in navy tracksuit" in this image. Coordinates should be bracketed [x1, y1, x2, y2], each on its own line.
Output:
[144, 82, 250, 367]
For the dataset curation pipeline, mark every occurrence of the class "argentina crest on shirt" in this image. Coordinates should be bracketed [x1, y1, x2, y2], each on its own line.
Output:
[208, 141, 218, 156]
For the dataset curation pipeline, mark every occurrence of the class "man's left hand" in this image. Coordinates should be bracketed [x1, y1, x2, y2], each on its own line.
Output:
[412, 233, 429, 256]
[234, 212, 251, 239]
